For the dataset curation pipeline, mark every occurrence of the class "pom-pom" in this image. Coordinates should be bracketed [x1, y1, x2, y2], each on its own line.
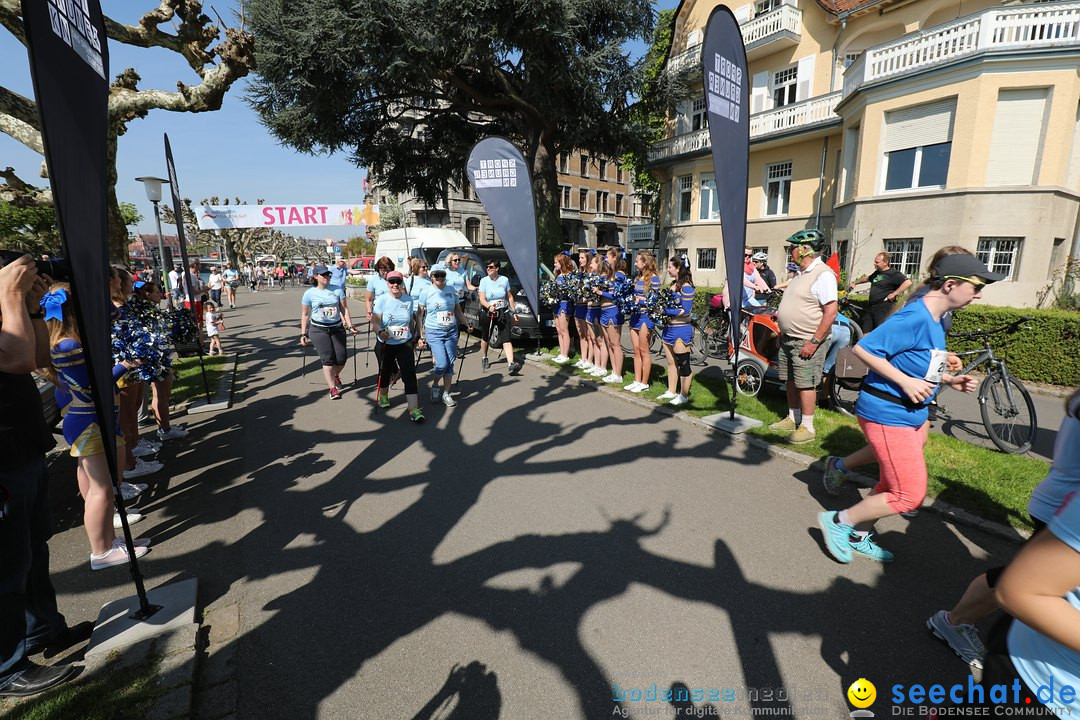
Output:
[613, 275, 636, 316]
[112, 299, 169, 382]
[645, 287, 682, 324]
[539, 279, 560, 308]
[167, 308, 200, 347]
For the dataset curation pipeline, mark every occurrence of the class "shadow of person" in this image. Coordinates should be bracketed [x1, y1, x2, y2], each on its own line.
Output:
[409, 661, 502, 720]
[669, 681, 721, 717]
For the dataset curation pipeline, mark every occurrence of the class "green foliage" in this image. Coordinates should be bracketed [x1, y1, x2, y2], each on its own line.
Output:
[373, 196, 410, 235]
[0, 200, 60, 256]
[949, 305, 1080, 387]
[345, 236, 374, 256]
[1041, 256, 1080, 311]
[119, 202, 143, 227]
[622, 8, 677, 197]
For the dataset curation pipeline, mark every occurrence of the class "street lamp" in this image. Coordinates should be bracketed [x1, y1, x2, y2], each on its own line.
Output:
[135, 176, 173, 309]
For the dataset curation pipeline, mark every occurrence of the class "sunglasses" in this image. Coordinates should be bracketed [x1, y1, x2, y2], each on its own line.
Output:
[387, 279, 403, 286]
[486, 265, 497, 270]
[944, 275, 987, 292]
[449, 258, 460, 263]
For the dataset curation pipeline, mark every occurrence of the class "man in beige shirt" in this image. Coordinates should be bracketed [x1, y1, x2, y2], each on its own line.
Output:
[771, 229, 838, 443]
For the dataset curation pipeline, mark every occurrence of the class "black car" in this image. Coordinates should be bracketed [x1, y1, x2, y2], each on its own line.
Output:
[433, 247, 556, 343]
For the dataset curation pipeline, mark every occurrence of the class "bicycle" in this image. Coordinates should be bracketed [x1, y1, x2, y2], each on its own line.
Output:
[946, 316, 1037, 454]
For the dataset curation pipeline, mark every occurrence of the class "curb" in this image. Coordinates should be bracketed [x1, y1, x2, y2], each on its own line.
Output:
[184, 353, 238, 415]
[524, 354, 1031, 544]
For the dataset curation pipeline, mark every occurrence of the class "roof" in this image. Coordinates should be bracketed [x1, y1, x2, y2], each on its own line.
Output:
[814, 0, 893, 19]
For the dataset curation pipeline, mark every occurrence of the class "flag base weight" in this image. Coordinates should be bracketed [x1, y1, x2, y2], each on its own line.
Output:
[85, 578, 198, 658]
[700, 413, 763, 435]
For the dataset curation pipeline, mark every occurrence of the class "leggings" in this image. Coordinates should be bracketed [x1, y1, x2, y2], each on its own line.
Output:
[309, 325, 346, 366]
[858, 417, 929, 514]
[375, 341, 418, 394]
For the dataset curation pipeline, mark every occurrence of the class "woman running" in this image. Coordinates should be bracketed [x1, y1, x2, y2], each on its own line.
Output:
[585, 254, 609, 378]
[572, 249, 593, 372]
[300, 264, 357, 400]
[817, 254, 1003, 564]
[658, 256, 696, 406]
[597, 247, 627, 384]
[417, 267, 469, 406]
[626, 250, 661, 393]
[551, 252, 575, 364]
[372, 271, 424, 422]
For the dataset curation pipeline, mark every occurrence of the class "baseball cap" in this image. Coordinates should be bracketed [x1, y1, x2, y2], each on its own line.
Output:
[386, 271, 404, 281]
[932, 255, 1006, 283]
[313, 264, 330, 275]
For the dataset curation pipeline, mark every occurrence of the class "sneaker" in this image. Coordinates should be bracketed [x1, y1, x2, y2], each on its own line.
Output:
[580, 361, 594, 371]
[90, 539, 149, 570]
[132, 439, 158, 458]
[409, 408, 425, 423]
[329, 387, 341, 400]
[927, 610, 986, 670]
[589, 367, 608, 377]
[509, 361, 522, 375]
[624, 381, 640, 390]
[572, 359, 586, 369]
[334, 375, 343, 388]
[120, 482, 147, 501]
[378, 393, 391, 409]
[442, 393, 457, 407]
[817, 511, 854, 563]
[901, 509, 920, 518]
[113, 511, 144, 529]
[657, 391, 677, 401]
[822, 456, 849, 496]
[156, 425, 189, 441]
[669, 393, 689, 406]
[124, 458, 163, 480]
[850, 532, 894, 563]
[603, 373, 622, 384]
[553, 355, 570, 364]
[788, 426, 816, 444]
[769, 416, 797, 433]
[629, 383, 646, 393]
[482, 357, 490, 372]
[431, 386, 442, 402]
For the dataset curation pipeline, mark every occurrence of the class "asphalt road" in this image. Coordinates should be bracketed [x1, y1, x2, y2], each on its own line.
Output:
[32, 287, 1029, 720]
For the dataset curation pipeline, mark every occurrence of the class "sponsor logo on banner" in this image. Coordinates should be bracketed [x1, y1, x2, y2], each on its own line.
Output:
[706, 53, 743, 123]
[196, 203, 378, 229]
[46, 0, 104, 78]
[473, 158, 519, 189]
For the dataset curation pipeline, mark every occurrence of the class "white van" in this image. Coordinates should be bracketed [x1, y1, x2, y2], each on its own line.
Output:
[375, 228, 472, 274]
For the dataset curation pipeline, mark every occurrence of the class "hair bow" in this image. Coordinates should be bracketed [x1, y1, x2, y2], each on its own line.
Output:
[40, 287, 68, 322]
[559, 251, 572, 258]
[680, 253, 689, 268]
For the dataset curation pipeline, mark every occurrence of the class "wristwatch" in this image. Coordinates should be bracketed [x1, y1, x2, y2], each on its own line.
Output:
[810, 337, 823, 345]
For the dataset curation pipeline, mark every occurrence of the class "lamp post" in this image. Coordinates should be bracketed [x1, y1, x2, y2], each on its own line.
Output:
[135, 176, 173, 309]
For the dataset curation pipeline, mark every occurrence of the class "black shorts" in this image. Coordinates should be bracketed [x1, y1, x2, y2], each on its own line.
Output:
[309, 324, 347, 366]
[481, 307, 511, 340]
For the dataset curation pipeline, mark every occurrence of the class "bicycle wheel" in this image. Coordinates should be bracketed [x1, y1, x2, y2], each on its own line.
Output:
[701, 315, 729, 360]
[979, 372, 1036, 454]
[828, 373, 861, 417]
[734, 358, 765, 397]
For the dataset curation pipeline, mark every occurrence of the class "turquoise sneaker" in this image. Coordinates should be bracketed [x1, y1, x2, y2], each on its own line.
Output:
[822, 456, 848, 496]
[817, 511, 854, 563]
[850, 532, 894, 563]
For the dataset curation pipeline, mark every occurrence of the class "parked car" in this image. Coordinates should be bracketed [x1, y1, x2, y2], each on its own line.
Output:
[349, 256, 376, 275]
[433, 247, 556, 343]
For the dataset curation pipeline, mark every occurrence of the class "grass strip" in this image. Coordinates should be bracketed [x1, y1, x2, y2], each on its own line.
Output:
[171, 354, 227, 405]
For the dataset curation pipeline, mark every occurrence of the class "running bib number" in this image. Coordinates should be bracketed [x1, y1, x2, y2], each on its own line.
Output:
[924, 349, 949, 384]
[435, 311, 454, 326]
[489, 300, 506, 311]
[318, 305, 340, 322]
[387, 325, 408, 340]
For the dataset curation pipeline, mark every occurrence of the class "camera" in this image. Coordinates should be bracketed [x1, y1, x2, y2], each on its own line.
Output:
[0, 250, 72, 281]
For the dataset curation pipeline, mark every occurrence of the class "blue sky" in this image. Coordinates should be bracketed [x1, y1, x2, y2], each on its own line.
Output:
[1, 1, 677, 242]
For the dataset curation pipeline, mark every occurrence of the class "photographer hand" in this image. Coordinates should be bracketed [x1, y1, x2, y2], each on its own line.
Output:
[0, 254, 38, 300]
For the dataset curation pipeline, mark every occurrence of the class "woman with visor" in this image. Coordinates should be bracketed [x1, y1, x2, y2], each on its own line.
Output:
[300, 264, 357, 400]
[372, 271, 424, 422]
[417, 267, 469, 406]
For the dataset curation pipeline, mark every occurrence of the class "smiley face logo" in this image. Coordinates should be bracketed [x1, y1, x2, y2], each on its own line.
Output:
[847, 678, 876, 708]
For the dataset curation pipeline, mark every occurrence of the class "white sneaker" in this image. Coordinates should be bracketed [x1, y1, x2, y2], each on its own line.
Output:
[629, 383, 647, 393]
[90, 539, 149, 570]
[580, 361, 593, 371]
[624, 381, 639, 390]
[572, 359, 586, 369]
[157, 425, 189, 441]
[670, 394, 689, 406]
[120, 482, 147, 501]
[657, 391, 677, 401]
[553, 355, 569, 364]
[132, 439, 159, 457]
[113, 510, 144, 529]
[124, 458, 163, 479]
[589, 367, 608, 377]
[603, 373, 622, 384]
[443, 393, 457, 407]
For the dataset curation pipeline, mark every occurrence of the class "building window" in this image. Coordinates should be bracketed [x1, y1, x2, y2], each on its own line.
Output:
[559, 153, 569, 173]
[765, 162, 791, 216]
[755, 0, 781, 16]
[699, 173, 720, 221]
[462, 181, 472, 201]
[560, 185, 571, 208]
[882, 99, 955, 193]
[616, 166, 624, 184]
[580, 155, 589, 177]
[883, 238, 923, 277]
[579, 188, 588, 211]
[697, 248, 717, 270]
[884, 143, 951, 192]
[598, 159, 607, 180]
[677, 175, 693, 223]
[595, 190, 609, 213]
[692, 97, 709, 132]
[977, 237, 1022, 281]
[465, 218, 480, 244]
[615, 194, 624, 215]
[772, 66, 797, 108]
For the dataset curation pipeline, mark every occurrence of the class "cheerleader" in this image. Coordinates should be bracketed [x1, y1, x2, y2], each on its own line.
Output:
[571, 249, 593, 371]
[658, 256, 696, 406]
[585, 254, 609, 378]
[552, 253, 575, 364]
[626, 250, 661, 393]
[596, 247, 627, 384]
[42, 285, 150, 570]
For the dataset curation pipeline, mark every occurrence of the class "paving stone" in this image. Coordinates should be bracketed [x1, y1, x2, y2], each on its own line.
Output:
[148, 683, 193, 720]
[194, 679, 237, 720]
[204, 604, 240, 645]
[156, 623, 200, 656]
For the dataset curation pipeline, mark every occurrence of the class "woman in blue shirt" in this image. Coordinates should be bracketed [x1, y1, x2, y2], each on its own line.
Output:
[372, 271, 423, 422]
[657, 256, 696, 406]
[572, 249, 594, 371]
[417, 268, 468, 406]
[300, 264, 357, 400]
[597, 247, 628, 385]
[584, 254, 609, 379]
[552, 253, 576, 364]
[627, 251, 661, 393]
[478, 260, 521, 375]
[365, 256, 394, 324]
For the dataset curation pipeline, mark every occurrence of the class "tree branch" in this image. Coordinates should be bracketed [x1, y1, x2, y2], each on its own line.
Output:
[0, 166, 52, 205]
[0, 111, 43, 155]
[104, 0, 220, 75]
[0, 0, 24, 46]
[0, 85, 38, 129]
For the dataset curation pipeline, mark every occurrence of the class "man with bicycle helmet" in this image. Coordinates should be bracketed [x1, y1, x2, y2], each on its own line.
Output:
[772, 229, 838, 444]
[751, 251, 776, 300]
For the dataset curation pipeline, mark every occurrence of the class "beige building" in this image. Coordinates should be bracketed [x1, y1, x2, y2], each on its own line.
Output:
[649, 0, 1080, 306]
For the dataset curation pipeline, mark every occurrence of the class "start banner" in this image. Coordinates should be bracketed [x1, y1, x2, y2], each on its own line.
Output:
[196, 202, 380, 230]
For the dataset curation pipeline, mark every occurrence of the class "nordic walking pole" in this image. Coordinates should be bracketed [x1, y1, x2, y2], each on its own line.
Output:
[373, 341, 383, 414]
[352, 328, 358, 383]
[364, 325, 371, 369]
[484, 309, 496, 372]
[454, 327, 472, 391]
[302, 338, 309, 379]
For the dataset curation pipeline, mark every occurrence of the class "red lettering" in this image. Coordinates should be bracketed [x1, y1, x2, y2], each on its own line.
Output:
[275, 206, 288, 225]
[303, 206, 317, 224]
[287, 207, 303, 224]
[262, 207, 276, 225]
[318, 206, 328, 224]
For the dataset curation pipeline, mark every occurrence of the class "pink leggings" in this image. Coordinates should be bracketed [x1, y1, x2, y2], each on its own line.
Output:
[858, 417, 930, 514]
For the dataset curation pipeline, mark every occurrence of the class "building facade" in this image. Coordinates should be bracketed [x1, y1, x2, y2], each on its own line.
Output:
[649, 0, 1080, 306]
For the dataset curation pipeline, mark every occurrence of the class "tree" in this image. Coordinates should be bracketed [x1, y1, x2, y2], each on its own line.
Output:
[345, 236, 374, 257]
[373, 195, 410, 236]
[0, 183, 141, 256]
[0, 0, 255, 259]
[248, 0, 653, 258]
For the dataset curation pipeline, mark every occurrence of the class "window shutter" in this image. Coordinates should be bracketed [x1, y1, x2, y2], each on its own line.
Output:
[796, 55, 815, 102]
[676, 100, 691, 134]
[734, 4, 752, 23]
[751, 71, 769, 114]
[883, 99, 956, 153]
[985, 89, 1048, 186]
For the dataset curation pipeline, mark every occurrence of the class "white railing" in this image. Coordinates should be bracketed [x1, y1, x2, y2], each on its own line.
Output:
[668, 44, 702, 75]
[742, 4, 802, 47]
[560, 208, 580, 219]
[592, 212, 617, 224]
[648, 128, 711, 163]
[844, 2, 1080, 96]
[749, 91, 842, 137]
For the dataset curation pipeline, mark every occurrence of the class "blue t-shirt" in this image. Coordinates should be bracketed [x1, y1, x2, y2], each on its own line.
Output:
[302, 287, 346, 327]
[1027, 397, 1080, 523]
[1008, 486, 1080, 714]
[418, 284, 460, 332]
[407, 274, 432, 297]
[373, 293, 415, 345]
[479, 275, 511, 308]
[854, 299, 948, 427]
[444, 268, 466, 297]
[223, 269, 239, 284]
[367, 275, 388, 304]
[328, 264, 349, 288]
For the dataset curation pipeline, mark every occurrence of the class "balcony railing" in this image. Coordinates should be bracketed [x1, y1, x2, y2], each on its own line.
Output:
[844, 2, 1080, 97]
[648, 91, 843, 163]
[591, 212, 618, 225]
[560, 207, 581, 220]
[667, 44, 702, 76]
[742, 3, 801, 48]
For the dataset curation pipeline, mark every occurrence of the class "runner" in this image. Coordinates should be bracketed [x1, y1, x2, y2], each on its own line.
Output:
[222, 264, 239, 308]
[816, 254, 1004, 564]
[572, 249, 593, 372]
[657, 256, 696, 406]
[417, 267, 468, 406]
[626, 250, 661, 393]
[407, 258, 432, 297]
[300, 264, 357, 400]
[551, 252, 575, 364]
[372, 271, 424, 421]
[207, 266, 223, 306]
[478, 259, 521, 375]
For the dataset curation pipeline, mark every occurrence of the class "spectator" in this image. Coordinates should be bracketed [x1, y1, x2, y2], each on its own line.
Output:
[328, 257, 349, 292]
[205, 301, 224, 355]
[848, 252, 912, 332]
[222, 264, 239, 309]
[752, 251, 776, 300]
[168, 263, 182, 304]
[207, 266, 223, 307]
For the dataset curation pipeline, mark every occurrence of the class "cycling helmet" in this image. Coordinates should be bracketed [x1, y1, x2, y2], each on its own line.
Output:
[784, 229, 827, 251]
[750, 251, 768, 262]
